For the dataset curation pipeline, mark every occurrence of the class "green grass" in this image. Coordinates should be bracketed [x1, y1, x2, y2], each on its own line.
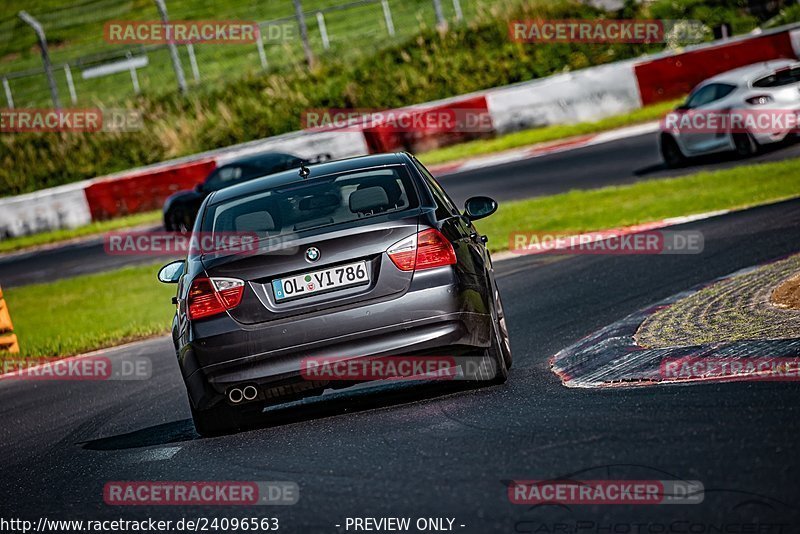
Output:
[476, 156, 800, 253]
[7, 156, 800, 360]
[418, 98, 683, 166]
[3, 263, 175, 358]
[0, 210, 162, 254]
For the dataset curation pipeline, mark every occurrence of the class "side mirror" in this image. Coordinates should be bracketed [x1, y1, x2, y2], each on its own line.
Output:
[158, 260, 185, 284]
[676, 104, 690, 112]
[463, 196, 498, 221]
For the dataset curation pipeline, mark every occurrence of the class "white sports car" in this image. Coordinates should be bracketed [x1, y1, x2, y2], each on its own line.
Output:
[660, 59, 800, 167]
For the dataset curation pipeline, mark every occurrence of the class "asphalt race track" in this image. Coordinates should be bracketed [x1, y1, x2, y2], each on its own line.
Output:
[1, 198, 799, 530]
[3, 130, 800, 288]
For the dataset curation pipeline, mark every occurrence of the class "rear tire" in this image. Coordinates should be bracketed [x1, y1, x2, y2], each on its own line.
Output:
[493, 281, 512, 369]
[489, 326, 509, 384]
[470, 287, 510, 385]
[660, 134, 686, 168]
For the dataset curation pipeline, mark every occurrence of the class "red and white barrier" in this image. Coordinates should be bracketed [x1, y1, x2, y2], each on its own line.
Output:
[634, 29, 800, 105]
[0, 181, 93, 239]
[486, 58, 643, 133]
[3, 24, 800, 239]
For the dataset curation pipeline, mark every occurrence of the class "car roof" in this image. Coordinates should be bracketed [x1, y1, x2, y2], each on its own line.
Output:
[699, 59, 799, 86]
[209, 152, 409, 205]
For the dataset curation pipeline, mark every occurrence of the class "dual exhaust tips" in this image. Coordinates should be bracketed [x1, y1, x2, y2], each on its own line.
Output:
[228, 384, 258, 404]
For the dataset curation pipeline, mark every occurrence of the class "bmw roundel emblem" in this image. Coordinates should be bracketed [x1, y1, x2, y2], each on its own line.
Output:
[305, 247, 321, 263]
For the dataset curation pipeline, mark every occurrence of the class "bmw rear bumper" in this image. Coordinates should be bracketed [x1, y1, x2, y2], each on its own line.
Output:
[180, 272, 493, 410]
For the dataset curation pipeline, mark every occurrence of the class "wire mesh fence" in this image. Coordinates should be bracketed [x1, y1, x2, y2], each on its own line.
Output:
[0, 0, 513, 109]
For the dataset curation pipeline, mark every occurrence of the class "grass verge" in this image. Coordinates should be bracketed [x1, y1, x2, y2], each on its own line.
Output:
[418, 98, 681, 166]
[3, 263, 175, 358]
[6, 156, 800, 359]
[0, 210, 162, 255]
[476, 156, 800, 253]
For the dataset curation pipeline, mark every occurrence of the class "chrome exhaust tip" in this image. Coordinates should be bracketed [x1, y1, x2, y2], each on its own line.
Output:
[228, 387, 244, 404]
[242, 385, 258, 401]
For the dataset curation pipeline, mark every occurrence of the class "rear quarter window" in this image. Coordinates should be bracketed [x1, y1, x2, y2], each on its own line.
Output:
[753, 67, 800, 88]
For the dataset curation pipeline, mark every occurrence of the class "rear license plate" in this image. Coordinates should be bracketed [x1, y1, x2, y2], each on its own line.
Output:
[272, 260, 369, 301]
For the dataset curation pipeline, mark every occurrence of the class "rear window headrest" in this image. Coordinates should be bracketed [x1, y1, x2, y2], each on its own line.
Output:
[234, 211, 275, 235]
[357, 177, 402, 205]
[349, 186, 389, 214]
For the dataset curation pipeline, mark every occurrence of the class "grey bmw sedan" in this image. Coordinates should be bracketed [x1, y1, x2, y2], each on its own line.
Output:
[158, 152, 511, 435]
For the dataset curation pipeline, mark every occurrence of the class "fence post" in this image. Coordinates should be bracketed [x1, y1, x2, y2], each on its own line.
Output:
[186, 43, 200, 82]
[18, 11, 61, 108]
[153, 0, 188, 95]
[452, 0, 463, 22]
[255, 26, 268, 70]
[2, 77, 14, 109]
[64, 64, 78, 104]
[126, 52, 141, 95]
[432, 0, 446, 28]
[316, 11, 330, 50]
[381, 0, 395, 37]
[292, 0, 315, 67]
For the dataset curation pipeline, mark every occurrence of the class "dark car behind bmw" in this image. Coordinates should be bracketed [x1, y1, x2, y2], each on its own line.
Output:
[158, 152, 511, 435]
[162, 152, 308, 232]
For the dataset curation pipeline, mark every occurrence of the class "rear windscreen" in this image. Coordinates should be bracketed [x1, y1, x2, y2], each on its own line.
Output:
[202, 166, 419, 239]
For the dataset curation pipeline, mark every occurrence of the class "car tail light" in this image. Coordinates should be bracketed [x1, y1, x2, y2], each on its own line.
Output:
[387, 229, 457, 272]
[188, 277, 245, 320]
[745, 95, 773, 105]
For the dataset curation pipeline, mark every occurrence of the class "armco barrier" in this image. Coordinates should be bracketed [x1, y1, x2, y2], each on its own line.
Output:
[485, 59, 642, 133]
[0, 285, 20, 354]
[634, 30, 799, 105]
[0, 181, 93, 239]
[361, 96, 491, 153]
[84, 159, 217, 220]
